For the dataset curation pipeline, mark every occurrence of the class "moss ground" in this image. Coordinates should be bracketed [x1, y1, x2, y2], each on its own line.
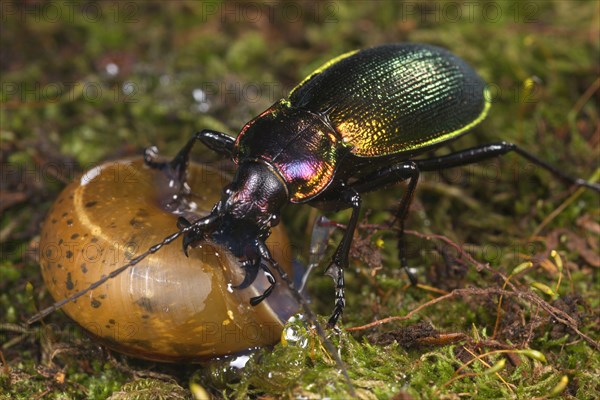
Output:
[1, 1, 599, 399]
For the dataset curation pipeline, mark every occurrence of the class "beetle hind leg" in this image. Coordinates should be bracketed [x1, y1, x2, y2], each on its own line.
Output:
[350, 162, 421, 286]
[394, 168, 420, 286]
[414, 141, 600, 192]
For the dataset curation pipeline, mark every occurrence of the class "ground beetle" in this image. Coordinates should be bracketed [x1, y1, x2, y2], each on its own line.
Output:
[29, 43, 600, 327]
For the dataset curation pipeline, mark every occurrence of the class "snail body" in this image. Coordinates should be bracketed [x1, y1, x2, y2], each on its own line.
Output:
[39, 158, 298, 362]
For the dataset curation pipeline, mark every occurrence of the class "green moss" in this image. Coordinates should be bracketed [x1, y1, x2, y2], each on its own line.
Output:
[1, 0, 598, 398]
[203, 316, 411, 398]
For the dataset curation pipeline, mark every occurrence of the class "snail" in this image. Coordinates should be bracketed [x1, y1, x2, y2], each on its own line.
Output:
[38, 157, 299, 362]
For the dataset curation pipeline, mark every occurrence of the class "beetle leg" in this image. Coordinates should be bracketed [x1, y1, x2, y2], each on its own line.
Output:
[394, 166, 420, 286]
[249, 263, 276, 306]
[250, 240, 290, 305]
[255, 241, 355, 391]
[144, 129, 235, 188]
[414, 141, 600, 192]
[350, 163, 421, 285]
[326, 188, 362, 327]
[195, 129, 236, 157]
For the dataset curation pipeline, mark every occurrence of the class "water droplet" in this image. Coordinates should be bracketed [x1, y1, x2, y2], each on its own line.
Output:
[192, 88, 211, 113]
[122, 81, 135, 95]
[282, 314, 309, 348]
[106, 63, 119, 76]
[193, 88, 206, 102]
[228, 354, 250, 369]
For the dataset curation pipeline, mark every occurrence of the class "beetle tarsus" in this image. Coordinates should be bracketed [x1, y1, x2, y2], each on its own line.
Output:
[325, 247, 346, 326]
[327, 266, 346, 328]
[143, 146, 164, 169]
[249, 263, 276, 305]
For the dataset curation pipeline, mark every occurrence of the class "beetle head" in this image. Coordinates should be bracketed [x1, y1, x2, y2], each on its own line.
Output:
[219, 161, 288, 233]
[179, 161, 288, 266]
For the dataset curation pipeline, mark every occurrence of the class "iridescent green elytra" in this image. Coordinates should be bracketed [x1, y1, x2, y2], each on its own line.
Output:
[289, 43, 491, 157]
[236, 43, 491, 202]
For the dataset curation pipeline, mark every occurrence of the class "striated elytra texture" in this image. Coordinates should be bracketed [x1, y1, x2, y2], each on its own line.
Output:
[235, 44, 490, 203]
[39, 158, 298, 362]
[289, 43, 490, 157]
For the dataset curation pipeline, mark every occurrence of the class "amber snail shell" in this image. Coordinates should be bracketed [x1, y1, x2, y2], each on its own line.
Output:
[38, 157, 299, 362]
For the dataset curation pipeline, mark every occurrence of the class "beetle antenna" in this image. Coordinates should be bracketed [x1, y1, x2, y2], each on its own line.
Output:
[27, 215, 217, 325]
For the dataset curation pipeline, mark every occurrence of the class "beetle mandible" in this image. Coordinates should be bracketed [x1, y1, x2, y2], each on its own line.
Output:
[29, 43, 600, 327]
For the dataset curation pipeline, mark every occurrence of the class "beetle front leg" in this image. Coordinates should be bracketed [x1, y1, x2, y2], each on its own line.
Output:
[144, 129, 235, 187]
[232, 240, 279, 307]
[326, 188, 362, 328]
[249, 263, 276, 306]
